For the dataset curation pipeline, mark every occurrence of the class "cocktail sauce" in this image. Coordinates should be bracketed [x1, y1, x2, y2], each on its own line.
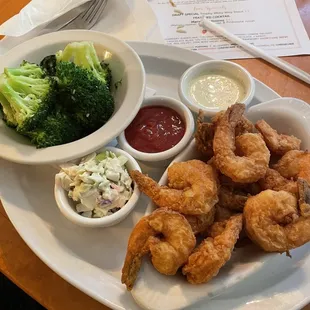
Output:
[125, 106, 185, 153]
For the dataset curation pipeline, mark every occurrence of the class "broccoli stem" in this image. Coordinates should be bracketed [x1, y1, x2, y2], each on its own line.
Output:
[1, 61, 56, 139]
[57, 41, 112, 87]
[78, 42, 101, 70]
[5, 74, 51, 98]
[5, 62, 43, 78]
[0, 80, 40, 125]
[0, 92, 17, 127]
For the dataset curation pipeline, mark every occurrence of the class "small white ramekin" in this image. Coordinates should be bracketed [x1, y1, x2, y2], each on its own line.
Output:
[178, 60, 255, 117]
[54, 146, 141, 228]
[117, 96, 195, 167]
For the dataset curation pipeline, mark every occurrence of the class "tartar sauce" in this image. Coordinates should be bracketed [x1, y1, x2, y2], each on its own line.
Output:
[188, 73, 246, 109]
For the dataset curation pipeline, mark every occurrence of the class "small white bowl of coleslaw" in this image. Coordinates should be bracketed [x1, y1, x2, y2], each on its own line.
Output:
[54, 146, 141, 227]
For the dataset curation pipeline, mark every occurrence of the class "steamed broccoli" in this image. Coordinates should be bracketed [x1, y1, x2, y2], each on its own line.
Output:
[55, 61, 114, 133]
[40, 41, 112, 89]
[1, 42, 116, 149]
[0, 61, 56, 134]
[0, 92, 17, 127]
[5, 60, 44, 78]
[28, 111, 82, 148]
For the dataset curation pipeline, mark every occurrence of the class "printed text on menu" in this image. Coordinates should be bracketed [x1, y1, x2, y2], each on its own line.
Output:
[148, 0, 310, 59]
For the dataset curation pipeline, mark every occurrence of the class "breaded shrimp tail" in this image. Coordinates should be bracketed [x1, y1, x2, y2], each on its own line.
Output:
[121, 217, 155, 290]
[255, 119, 301, 155]
[222, 103, 245, 127]
[213, 104, 245, 157]
[130, 170, 161, 200]
[259, 168, 298, 195]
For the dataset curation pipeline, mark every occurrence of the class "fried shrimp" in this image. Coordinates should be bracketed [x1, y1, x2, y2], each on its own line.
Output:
[259, 168, 298, 195]
[121, 208, 196, 290]
[274, 150, 310, 184]
[147, 210, 196, 275]
[182, 214, 243, 284]
[130, 161, 219, 215]
[195, 110, 254, 159]
[212, 110, 254, 136]
[184, 207, 215, 235]
[218, 187, 248, 211]
[255, 120, 301, 155]
[244, 190, 310, 253]
[213, 104, 270, 183]
[195, 111, 214, 159]
[235, 116, 255, 136]
[207, 217, 236, 238]
[121, 216, 156, 290]
[167, 159, 218, 189]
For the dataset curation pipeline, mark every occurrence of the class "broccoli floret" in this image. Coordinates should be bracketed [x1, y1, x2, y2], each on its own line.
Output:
[40, 42, 113, 89]
[5, 60, 44, 78]
[0, 92, 17, 127]
[0, 62, 56, 134]
[28, 111, 82, 148]
[56, 61, 114, 133]
[56, 41, 112, 89]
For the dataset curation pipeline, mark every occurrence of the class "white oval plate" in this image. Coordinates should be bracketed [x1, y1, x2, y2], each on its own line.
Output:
[131, 97, 310, 310]
[0, 30, 145, 165]
[1, 43, 309, 310]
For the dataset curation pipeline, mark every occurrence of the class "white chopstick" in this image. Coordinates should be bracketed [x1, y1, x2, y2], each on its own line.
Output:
[202, 17, 310, 85]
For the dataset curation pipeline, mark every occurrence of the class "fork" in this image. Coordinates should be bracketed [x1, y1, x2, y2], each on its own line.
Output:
[61, 0, 108, 30]
[44, 1, 93, 32]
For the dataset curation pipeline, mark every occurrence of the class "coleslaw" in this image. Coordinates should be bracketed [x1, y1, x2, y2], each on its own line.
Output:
[57, 151, 133, 218]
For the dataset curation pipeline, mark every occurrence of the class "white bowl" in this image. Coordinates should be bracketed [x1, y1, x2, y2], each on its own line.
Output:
[54, 146, 141, 228]
[0, 30, 145, 165]
[178, 60, 255, 117]
[117, 96, 195, 167]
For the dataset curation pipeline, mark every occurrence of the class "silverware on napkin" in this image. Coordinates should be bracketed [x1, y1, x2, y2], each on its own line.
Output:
[44, 1, 93, 31]
[45, 0, 108, 31]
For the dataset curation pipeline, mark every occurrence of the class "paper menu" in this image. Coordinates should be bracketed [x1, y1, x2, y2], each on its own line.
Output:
[148, 0, 310, 59]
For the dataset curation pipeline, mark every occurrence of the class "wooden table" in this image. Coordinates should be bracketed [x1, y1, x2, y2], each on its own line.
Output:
[0, 1, 310, 309]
